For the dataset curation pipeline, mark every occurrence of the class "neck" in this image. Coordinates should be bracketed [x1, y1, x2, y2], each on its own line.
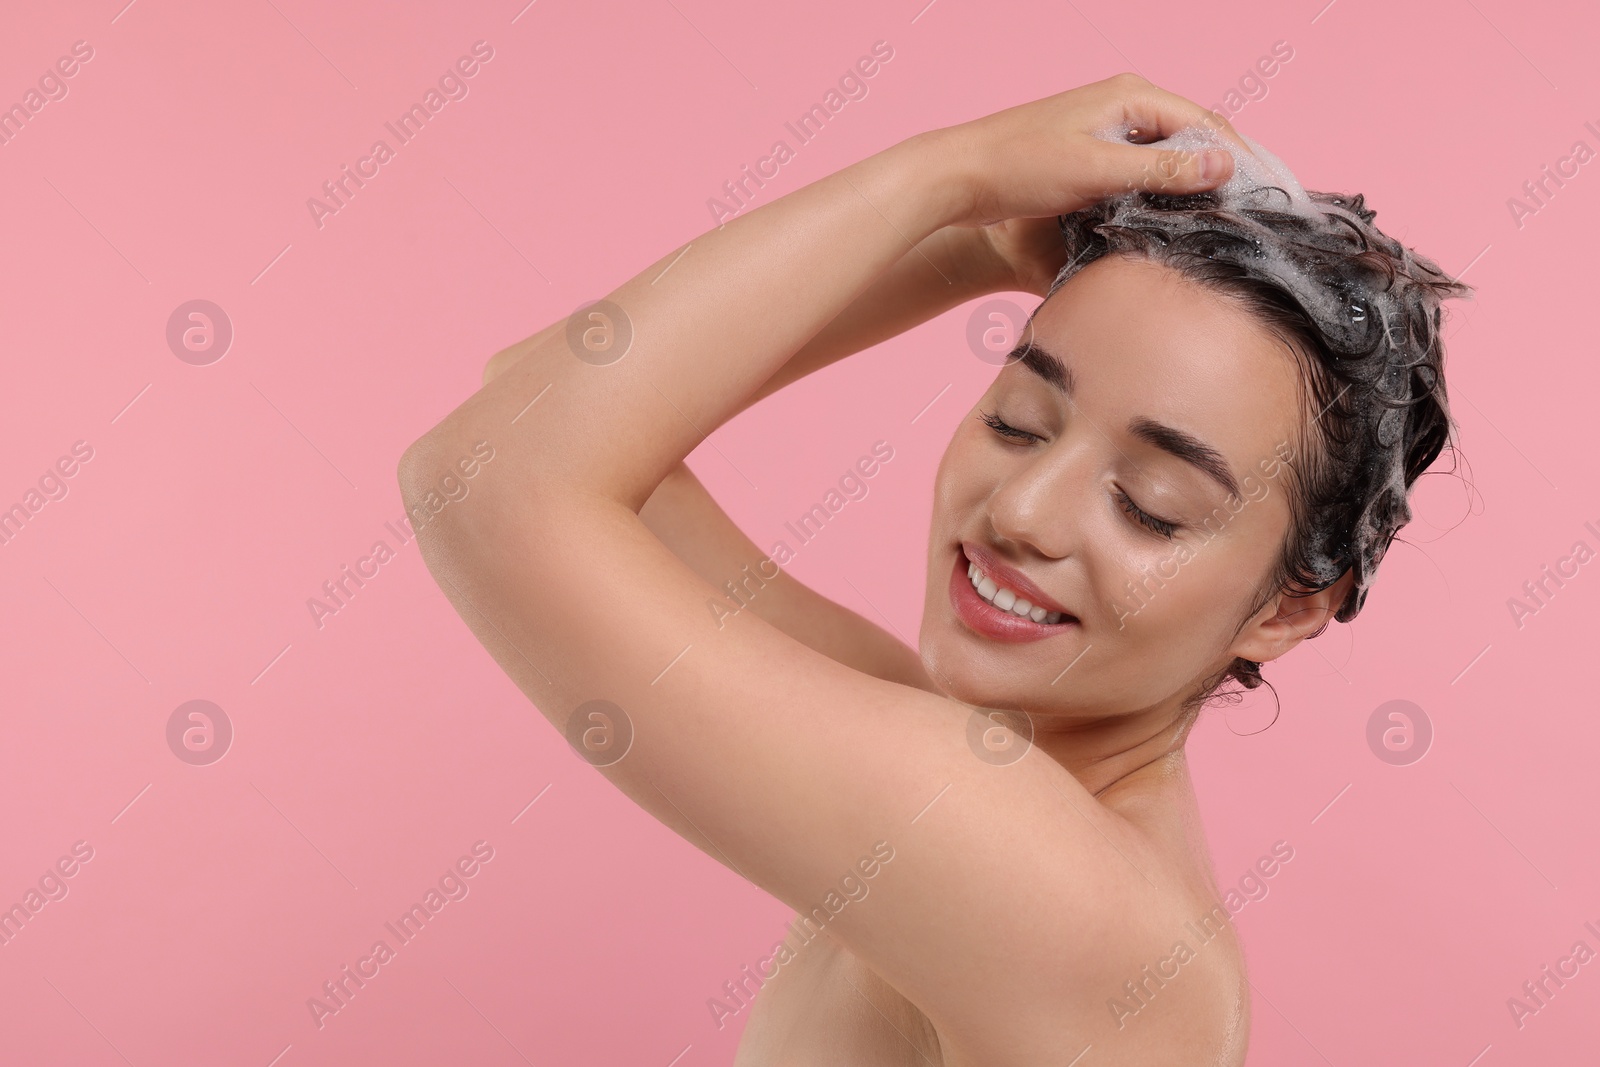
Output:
[919, 658, 1206, 799]
[1028, 699, 1199, 798]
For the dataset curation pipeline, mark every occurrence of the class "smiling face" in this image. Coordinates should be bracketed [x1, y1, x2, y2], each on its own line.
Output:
[920, 253, 1315, 721]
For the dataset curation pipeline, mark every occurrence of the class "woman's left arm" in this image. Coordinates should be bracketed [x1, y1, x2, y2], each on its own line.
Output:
[411, 130, 963, 515]
[406, 74, 1244, 513]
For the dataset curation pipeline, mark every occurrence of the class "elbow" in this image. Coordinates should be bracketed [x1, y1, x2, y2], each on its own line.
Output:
[395, 440, 436, 531]
[397, 431, 546, 542]
[395, 433, 466, 520]
[482, 348, 517, 387]
[395, 434, 478, 557]
[396, 435, 442, 495]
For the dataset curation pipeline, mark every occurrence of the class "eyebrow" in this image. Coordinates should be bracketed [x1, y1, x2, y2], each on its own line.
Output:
[1011, 340, 1243, 500]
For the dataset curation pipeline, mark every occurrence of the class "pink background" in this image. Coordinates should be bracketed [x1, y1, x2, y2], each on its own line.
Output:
[1, 0, 1595, 1063]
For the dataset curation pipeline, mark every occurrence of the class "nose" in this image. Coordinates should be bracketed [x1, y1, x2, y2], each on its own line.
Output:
[985, 434, 1092, 560]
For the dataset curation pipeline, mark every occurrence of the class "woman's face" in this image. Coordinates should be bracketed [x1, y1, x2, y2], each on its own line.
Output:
[920, 254, 1308, 720]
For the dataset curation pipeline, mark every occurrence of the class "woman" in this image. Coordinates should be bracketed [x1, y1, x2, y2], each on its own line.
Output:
[399, 74, 1470, 1064]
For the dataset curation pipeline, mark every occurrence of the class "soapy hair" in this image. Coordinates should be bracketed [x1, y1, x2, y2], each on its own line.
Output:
[1046, 174, 1473, 698]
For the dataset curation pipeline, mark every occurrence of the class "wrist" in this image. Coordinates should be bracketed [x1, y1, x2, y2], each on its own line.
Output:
[885, 131, 1036, 295]
[883, 128, 977, 233]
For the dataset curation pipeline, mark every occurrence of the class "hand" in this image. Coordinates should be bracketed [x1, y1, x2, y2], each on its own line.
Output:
[929, 72, 1257, 230]
[911, 216, 1073, 300]
[972, 215, 1077, 298]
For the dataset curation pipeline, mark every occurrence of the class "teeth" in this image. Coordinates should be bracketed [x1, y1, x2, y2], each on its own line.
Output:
[967, 555, 1066, 624]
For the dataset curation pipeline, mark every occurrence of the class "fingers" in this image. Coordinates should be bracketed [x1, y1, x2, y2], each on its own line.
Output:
[1095, 72, 1255, 158]
[1094, 139, 1236, 197]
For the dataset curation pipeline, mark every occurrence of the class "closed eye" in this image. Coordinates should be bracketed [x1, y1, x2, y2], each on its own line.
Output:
[1115, 488, 1177, 538]
[978, 409, 1036, 442]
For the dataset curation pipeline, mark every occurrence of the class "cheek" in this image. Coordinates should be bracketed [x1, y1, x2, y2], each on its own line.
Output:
[1148, 506, 1282, 609]
[1097, 533, 1261, 659]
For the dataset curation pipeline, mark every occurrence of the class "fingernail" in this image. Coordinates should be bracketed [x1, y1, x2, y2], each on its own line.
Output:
[1202, 149, 1229, 181]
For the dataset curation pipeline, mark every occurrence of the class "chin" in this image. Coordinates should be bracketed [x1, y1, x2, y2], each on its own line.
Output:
[915, 634, 1023, 710]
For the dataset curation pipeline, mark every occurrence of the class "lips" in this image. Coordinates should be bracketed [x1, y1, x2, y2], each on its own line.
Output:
[960, 542, 1075, 618]
[948, 545, 1079, 643]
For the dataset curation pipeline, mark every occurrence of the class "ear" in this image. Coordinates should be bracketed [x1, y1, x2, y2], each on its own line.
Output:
[1229, 570, 1355, 666]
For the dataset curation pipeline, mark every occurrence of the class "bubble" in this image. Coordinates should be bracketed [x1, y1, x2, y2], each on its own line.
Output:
[1094, 121, 1321, 218]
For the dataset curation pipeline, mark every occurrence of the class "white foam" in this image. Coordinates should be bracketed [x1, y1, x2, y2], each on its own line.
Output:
[1093, 120, 1319, 216]
[1089, 119, 1376, 348]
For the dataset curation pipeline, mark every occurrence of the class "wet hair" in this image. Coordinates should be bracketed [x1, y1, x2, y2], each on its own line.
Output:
[1045, 184, 1473, 698]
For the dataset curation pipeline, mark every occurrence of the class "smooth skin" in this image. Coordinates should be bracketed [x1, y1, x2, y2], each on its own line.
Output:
[401, 74, 1352, 1065]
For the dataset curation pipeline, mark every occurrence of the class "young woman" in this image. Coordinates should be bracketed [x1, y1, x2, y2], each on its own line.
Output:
[399, 74, 1470, 1065]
